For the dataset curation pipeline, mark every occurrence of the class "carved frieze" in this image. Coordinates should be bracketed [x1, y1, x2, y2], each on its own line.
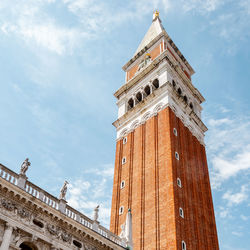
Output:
[84, 243, 98, 250]
[60, 230, 72, 243]
[17, 208, 30, 218]
[1, 199, 15, 211]
[47, 224, 60, 236]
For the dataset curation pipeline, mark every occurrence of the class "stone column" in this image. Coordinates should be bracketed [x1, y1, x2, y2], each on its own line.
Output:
[0, 223, 14, 250]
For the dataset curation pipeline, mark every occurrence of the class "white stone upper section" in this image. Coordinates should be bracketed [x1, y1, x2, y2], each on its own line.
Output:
[134, 16, 164, 56]
[114, 13, 207, 145]
[113, 55, 207, 145]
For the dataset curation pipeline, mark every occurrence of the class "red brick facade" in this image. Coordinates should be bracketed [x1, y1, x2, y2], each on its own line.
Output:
[110, 107, 219, 250]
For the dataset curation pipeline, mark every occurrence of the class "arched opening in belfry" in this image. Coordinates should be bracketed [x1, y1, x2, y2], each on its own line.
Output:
[20, 242, 38, 250]
[183, 95, 188, 104]
[172, 80, 176, 88]
[177, 88, 182, 96]
[144, 85, 151, 96]
[128, 98, 134, 110]
[136, 92, 142, 102]
[189, 102, 194, 110]
[152, 79, 159, 89]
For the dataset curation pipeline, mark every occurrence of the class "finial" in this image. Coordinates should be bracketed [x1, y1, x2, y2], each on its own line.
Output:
[153, 10, 159, 21]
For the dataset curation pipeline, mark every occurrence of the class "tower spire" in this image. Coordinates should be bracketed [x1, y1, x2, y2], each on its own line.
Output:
[133, 10, 164, 56]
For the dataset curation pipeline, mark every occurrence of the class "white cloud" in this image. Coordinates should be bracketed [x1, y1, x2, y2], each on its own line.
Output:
[84, 164, 114, 178]
[1, 15, 82, 55]
[232, 231, 243, 237]
[0, 0, 172, 55]
[223, 185, 248, 206]
[206, 112, 250, 189]
[240, 215, 249, 221]
[211, 147, 250, 188]
[66, 165, 114, 227]
[182, 0, 223, 13]
[207, 118, 232, 126]
[218, 206, 230, 218]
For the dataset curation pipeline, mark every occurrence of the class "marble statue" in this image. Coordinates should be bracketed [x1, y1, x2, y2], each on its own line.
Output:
[59, 181, 68, 200]
[20, 158, 30, 175]
[93, 205, 99, 221]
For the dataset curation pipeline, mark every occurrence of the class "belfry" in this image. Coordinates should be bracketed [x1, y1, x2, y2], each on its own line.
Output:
[110, 11, 219, 250]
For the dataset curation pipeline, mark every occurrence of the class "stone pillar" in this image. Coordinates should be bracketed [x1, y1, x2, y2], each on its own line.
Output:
[92, 221, 100, 232]
[17, 174, 27, 190]
[38, 190, 45, 202]
[58, 199, 67, 214]
[0, 223, 14, 250]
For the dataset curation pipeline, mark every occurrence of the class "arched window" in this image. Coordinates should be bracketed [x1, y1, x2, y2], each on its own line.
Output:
[73, 240, 82, 248]
[20, 242, 38, 250]
[172, 80, 176, 88]
[189, 102, 193, 110]
[152, 79, 159, 89]
[183, 95, 188, 103]
[119, 206, 124, 215]
[177, 178, 182, 188]
[173, 128, 178, 136]
[177, 88, 182, 95]
[182, 241, 187, 250]
[128, 98, 134, 110]
[175, 152, 179, 160]
[136, 92, 142, 102]
[144, 85, 151, 96]
[122, 157, 126, 164]
[120, 180, 125, 189]
[123, 137, 127, 144]
[179, 207, 184, 218]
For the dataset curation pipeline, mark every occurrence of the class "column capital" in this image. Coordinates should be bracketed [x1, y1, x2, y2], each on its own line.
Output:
[5, 222, 14, 230]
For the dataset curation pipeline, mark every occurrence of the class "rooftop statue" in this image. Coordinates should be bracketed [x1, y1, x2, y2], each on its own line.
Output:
[59, 181, 69, 200]
[93, 205, 100, 221]
[20, 158, 31, 175]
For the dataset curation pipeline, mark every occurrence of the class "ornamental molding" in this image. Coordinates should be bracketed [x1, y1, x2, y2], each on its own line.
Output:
[115, 82, 206, 146]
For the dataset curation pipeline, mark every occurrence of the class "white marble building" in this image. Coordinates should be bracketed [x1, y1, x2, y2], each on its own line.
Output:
[0, 162, 128, 250]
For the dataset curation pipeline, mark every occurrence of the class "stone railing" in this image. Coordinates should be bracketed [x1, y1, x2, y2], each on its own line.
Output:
[0, 163, 126, 248]
[0, 165, 18, 185]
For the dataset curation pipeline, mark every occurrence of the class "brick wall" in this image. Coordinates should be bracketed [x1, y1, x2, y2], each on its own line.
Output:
[110, 107, 219, 250]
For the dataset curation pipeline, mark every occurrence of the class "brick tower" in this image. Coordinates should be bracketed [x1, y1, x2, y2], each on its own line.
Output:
[110, 11, 219, 250]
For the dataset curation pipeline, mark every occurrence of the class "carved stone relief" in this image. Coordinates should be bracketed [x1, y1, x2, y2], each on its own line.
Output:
[17, 208, 30, 218]
[60, 230, 72, 243]
[83, 243, 98, 250]
[1, 199, 15, 211]
[47, 224, 60, 237]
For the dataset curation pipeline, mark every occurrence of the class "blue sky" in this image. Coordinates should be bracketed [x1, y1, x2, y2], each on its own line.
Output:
[0, 0, 250, 249]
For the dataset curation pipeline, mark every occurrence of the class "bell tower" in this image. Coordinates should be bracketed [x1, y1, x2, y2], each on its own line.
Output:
[110, 12, 219, 250]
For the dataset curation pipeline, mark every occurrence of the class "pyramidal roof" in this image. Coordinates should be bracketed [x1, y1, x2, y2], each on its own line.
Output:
[134, 12, 165, 56]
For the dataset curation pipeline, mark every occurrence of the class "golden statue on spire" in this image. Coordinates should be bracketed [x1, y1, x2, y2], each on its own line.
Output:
[153, 10, 160, 20]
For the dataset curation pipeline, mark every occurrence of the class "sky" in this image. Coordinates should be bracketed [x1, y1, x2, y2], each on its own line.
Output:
[0, 0, 250, 249]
